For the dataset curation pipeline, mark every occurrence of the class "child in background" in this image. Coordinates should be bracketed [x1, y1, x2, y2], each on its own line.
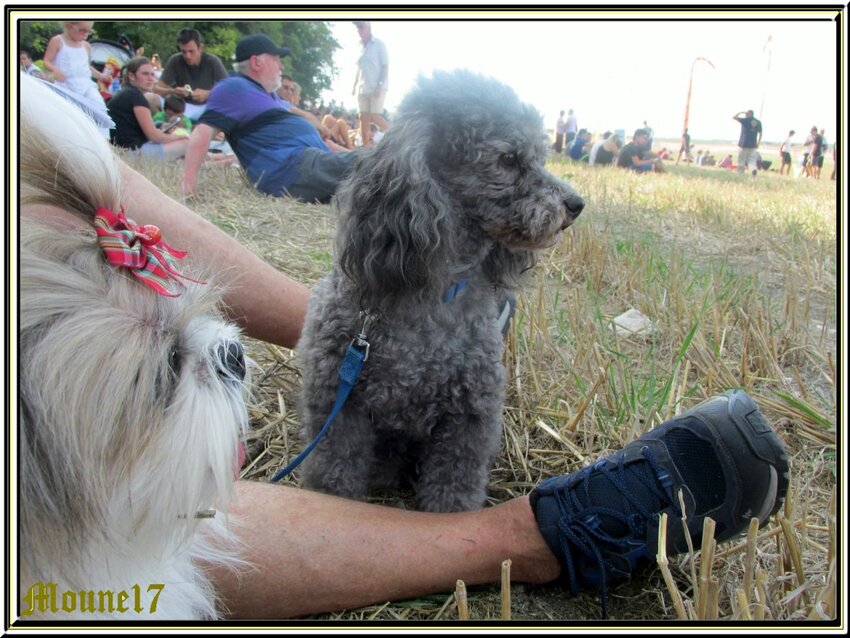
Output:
[153, 95, 193, 137]
[43, 22, 109, 103]
[42, 21, 111, 137]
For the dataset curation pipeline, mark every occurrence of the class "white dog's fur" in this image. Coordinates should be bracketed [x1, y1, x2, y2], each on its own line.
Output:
[18, 74, 249, 619]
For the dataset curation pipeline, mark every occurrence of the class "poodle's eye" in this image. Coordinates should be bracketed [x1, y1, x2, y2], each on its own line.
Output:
[499, 152, 519, 168]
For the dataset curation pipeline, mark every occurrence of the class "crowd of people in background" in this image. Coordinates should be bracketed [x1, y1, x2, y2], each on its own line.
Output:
[549, 106, 833, 180]
[20, 21, 393, 202]
[20, 20, 836, 200]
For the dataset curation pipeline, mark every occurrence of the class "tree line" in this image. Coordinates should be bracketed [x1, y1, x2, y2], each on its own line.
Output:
[19, 20, 339, 105]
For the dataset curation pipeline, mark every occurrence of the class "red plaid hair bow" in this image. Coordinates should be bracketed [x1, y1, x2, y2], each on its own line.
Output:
[94, 207, 203, 296]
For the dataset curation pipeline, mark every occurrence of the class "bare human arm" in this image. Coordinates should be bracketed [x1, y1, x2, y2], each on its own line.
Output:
[41, 35, 65, 82]
[209, 483, 558, 618]
[180, 122, 217, 197]
[118, 161, 309, 348]
[132, 105, 185, 145]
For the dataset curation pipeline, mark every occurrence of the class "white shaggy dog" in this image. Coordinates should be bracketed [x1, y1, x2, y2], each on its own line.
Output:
[17, 74, 248, 620]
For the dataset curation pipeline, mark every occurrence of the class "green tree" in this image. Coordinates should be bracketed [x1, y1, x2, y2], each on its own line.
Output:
[18, 21, 62, 56]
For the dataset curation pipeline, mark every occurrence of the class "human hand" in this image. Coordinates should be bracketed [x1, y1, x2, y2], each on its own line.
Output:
[52, 69, 66, 82]
[179, 175, 198, 198]
[191, 88, 210, 103]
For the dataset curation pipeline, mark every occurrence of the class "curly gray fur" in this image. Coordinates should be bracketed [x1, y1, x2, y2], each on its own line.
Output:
[296, 70, 584, 512]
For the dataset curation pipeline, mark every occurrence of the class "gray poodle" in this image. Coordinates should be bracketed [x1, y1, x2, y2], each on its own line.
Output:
[296, 70, 584, 512]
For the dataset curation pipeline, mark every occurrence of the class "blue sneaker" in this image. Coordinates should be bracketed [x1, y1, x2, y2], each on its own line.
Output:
[529, 389, 789, 615]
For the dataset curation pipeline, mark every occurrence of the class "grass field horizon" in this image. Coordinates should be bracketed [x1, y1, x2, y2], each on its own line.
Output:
[123, 149, 838, 624]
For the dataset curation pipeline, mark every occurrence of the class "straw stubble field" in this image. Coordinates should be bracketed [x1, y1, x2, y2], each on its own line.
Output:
[124, 151, 838, 623]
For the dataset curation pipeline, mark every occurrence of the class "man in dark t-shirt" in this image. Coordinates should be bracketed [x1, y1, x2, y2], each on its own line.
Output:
[154, 28, 228, 120]
[617, 128, 663, 172]
[733, 109, 762, 175]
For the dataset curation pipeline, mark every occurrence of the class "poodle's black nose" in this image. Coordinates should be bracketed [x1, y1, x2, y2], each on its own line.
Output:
[216, 340, 246, 381]
[563, 192, 585, 224]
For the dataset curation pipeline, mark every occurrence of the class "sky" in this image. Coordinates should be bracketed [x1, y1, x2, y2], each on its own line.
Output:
[321, 15, 840, 144]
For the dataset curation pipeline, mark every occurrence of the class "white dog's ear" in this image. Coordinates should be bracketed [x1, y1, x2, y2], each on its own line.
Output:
[335, 116, 455, 306]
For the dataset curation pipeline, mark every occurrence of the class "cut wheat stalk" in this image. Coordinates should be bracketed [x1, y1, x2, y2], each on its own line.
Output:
[676, 489, 698, 593]
[455, 580, 469, 620]
[778, 513, 810, 609]
[501, 559, 512, 620]
[755, 571, 769, 620]
[706, 575, 720, 620]
[742, 516, 760, 605]
[656, 513, 688, 620]
[695, 517, 717, 619]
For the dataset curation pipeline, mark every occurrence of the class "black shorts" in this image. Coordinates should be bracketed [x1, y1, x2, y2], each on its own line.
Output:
[781, 152, 791, 165]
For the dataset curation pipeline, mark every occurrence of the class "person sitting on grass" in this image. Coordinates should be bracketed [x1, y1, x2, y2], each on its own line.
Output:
[616, 128, 664, 173]
[321, 110, 355, 150]
[568, 128, 593, 162]
[106, 56, 189, 161]
[181, 35, 356, 202]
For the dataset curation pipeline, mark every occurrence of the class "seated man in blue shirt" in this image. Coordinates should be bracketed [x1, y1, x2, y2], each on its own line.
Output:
[568, 129, 592, 162]
[181, 34, 356, 203]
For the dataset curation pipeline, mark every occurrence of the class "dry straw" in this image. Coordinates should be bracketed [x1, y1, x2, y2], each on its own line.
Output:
[121, 149, 837, 622]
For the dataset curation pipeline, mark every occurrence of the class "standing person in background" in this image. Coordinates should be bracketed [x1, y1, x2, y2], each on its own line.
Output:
[352, 21, 389, 147]
[732, 109, 763, 176]
[643, 120, 654, 151]
[42, 21, 111, 137]
[809, 126, 824, 179]
[154, 28, 228, 121]
[676, 127, 692, 164]
[564, 108, 578, 150]
[779, 129, 795, 176]
[553, 110, 566, 153]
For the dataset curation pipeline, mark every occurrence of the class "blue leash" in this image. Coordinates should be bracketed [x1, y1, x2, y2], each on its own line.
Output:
[269, 319, 371, 482]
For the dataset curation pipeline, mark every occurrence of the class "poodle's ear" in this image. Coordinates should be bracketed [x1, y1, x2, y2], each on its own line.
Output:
[335, 116, 455, 307]
[481, 243, 537, 290]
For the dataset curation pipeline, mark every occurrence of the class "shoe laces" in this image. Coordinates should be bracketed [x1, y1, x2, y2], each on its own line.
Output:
[553, 445, 680, 617]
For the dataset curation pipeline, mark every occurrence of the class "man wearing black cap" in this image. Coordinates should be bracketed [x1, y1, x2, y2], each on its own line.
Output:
[181, 34, 356, 203]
